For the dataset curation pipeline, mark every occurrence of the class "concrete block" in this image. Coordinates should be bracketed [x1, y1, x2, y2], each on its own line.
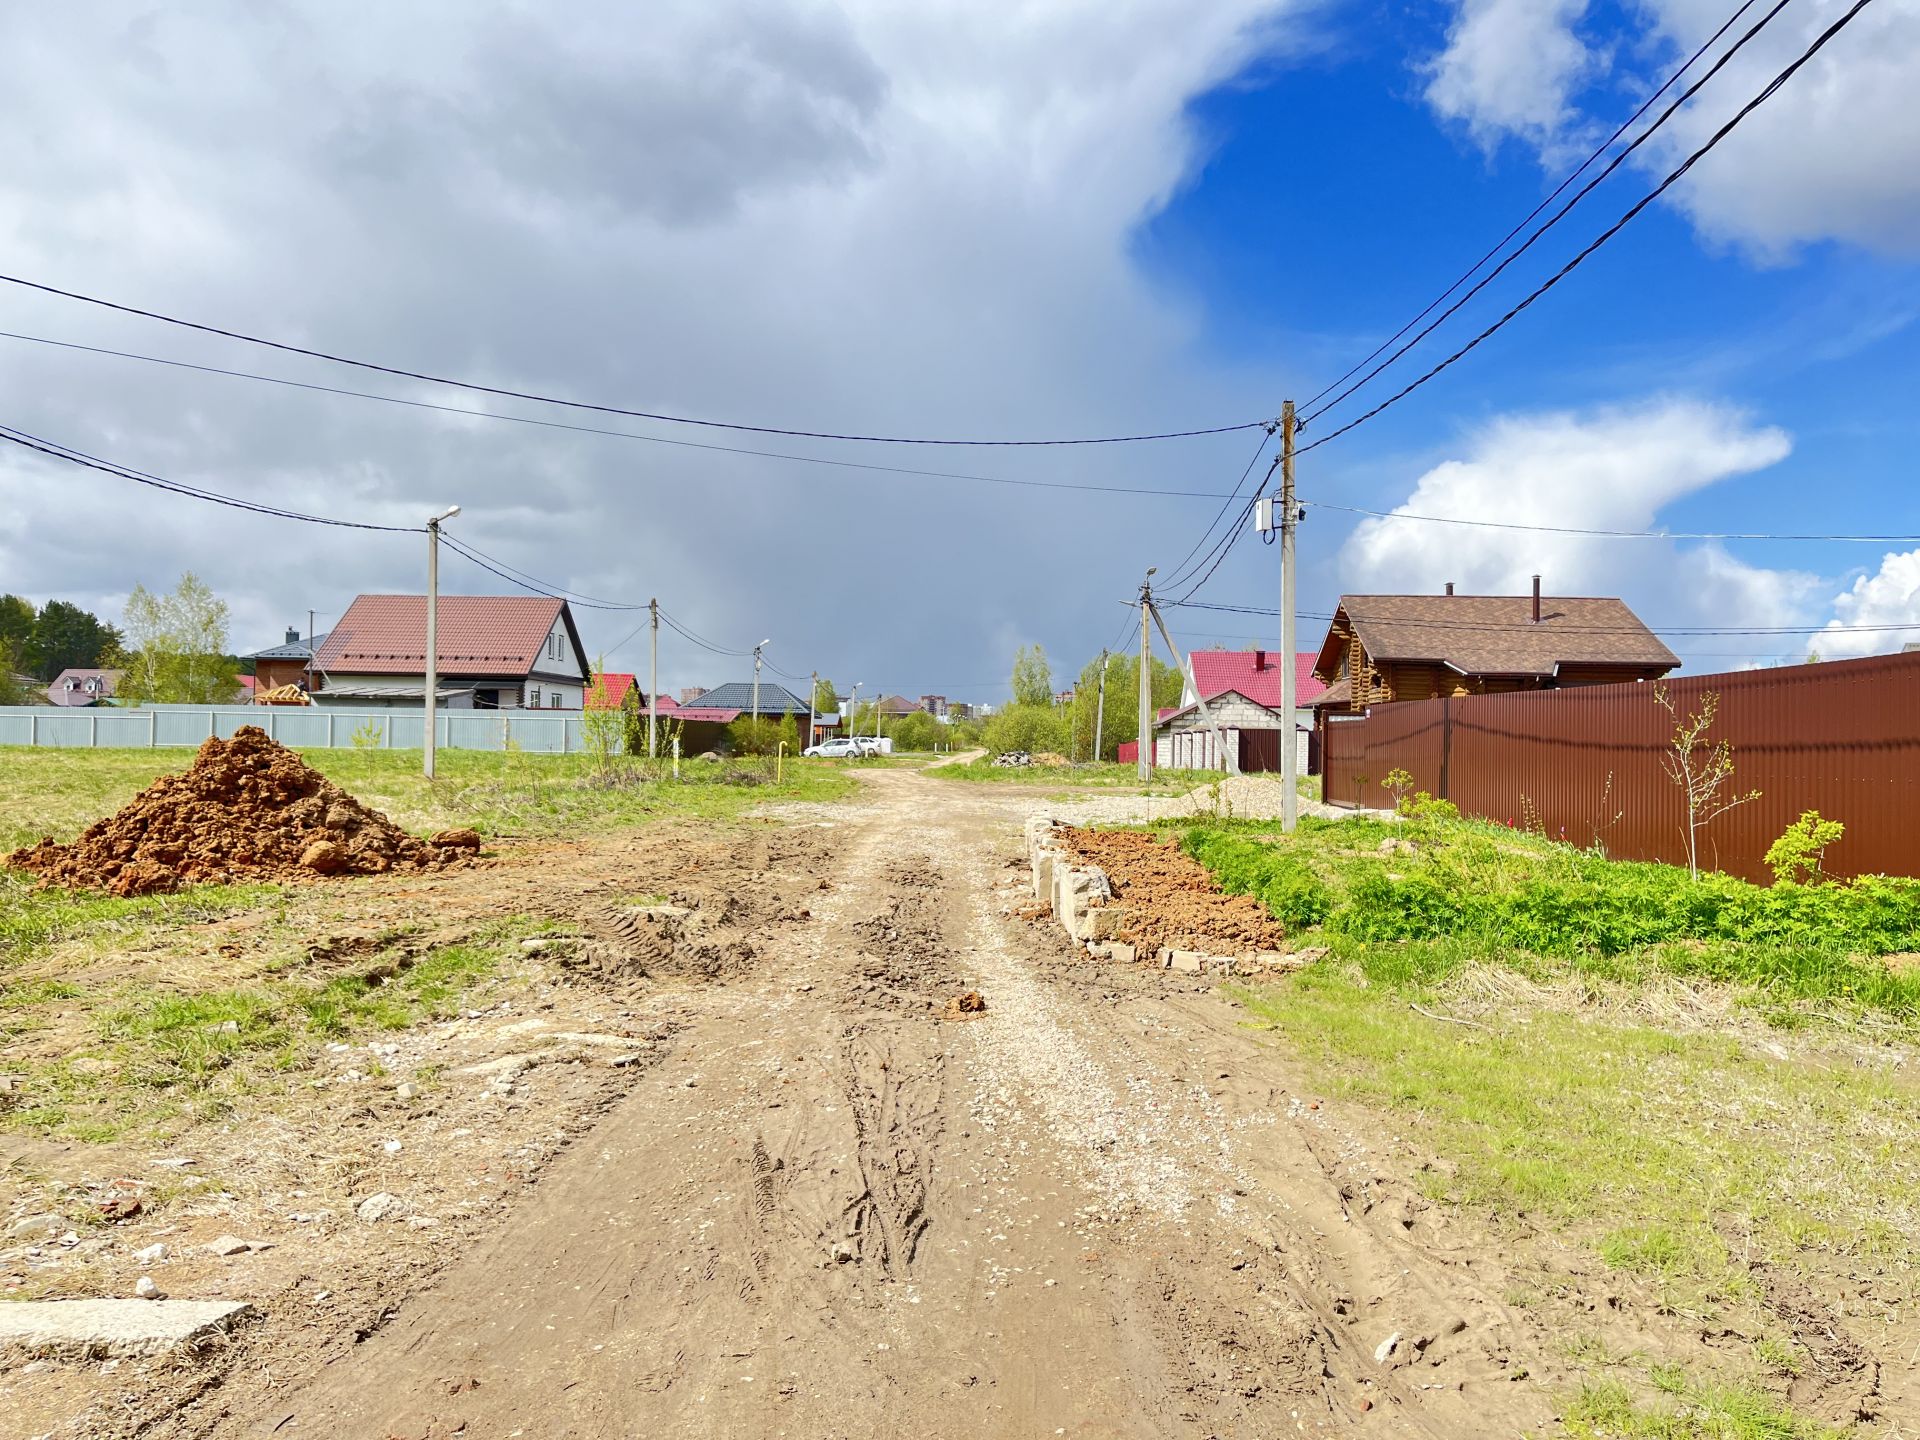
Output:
[1206, 956, 1236, 975]
[1075, 906, 1124, 942]
[1156, 947, 1173, 967]
[1169, 950, 1206, 974]
[1032, 851, 1058, 901]
[0, 1299, 253, 1359]
[1109, 942, 1137, 966]
[1085, 941, 1113, 959]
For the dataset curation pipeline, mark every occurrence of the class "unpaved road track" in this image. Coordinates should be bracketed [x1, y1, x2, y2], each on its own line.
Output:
[197, 770, 1552, 1439]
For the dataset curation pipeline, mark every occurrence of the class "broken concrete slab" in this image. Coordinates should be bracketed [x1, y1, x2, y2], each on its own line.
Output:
[0, 1299, 253, 1360]
[1169, 950, 1207, 974]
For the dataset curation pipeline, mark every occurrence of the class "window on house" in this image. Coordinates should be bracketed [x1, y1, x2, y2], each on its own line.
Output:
[530, 685, 542, 708]
[550, 692, 561, 709]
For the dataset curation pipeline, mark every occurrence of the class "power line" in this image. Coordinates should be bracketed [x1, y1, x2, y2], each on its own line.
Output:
[0, 276, 1268, 449]
[1300, 0, 1787, 427]
[436, 535, 646, 610]
[1166, 459, 1282, 605]
[0, 422, 421, 532]
[1297, 0, 1877, 456]
[1307, 499, 1920, 544]
[437, 535, 648, 610]
[1158, 426, 1275, 590]
[1300, 0, 1761, 414]
[0, 331, 1254, 502]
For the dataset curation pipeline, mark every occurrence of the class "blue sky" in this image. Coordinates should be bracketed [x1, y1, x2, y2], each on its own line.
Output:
[1134, 0, 1920, 671]
[1, 1, 1916, 698]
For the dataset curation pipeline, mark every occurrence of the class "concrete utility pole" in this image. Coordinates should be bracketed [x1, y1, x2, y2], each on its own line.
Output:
[648, 598, 659, 758]
[1279, 400, 1299, 833]
[752, 639, 770, 723]
[1138, 568, 1155, 782]
[807, 671, 818, 751]
[423, 504, 461, 780]
[1093, 649, 1108, 765]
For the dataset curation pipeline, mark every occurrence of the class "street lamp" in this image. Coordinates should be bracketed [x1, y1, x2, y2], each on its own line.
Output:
[424, 505, 461, 780]
[751, 639, 772, 723]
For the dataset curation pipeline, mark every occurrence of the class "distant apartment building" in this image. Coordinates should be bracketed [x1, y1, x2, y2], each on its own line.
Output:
[917, 694, 948, 717]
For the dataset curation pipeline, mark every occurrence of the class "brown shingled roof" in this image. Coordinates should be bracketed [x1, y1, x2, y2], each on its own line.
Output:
[315, 595, 581, 678]
[1313, 594, 1678, 680]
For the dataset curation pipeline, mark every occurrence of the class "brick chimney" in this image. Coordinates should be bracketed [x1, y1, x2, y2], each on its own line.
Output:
[1253, 648, 1267, 671]
[285, 626, 301, 645]
[1531, 574, 1542, 624]
[1444, 582, 1454, 597]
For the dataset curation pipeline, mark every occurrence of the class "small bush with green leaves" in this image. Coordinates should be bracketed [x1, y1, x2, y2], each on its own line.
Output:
[1764, 810, 1845, 886]
[1179, 828, 1335, 931]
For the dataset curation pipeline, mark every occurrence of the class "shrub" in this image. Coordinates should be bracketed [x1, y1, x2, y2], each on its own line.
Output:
[1764, 810, 1845, 886]
[983, 703, 1069, 757]
[1383, 767, 1415, 811]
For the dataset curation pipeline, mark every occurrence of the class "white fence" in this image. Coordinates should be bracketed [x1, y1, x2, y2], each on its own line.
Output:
[0, 705, 589, 754]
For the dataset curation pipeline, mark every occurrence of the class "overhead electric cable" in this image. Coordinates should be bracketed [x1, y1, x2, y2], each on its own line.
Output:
[0, 331, 1253, 501]
[0, 423, 420, 532]
[1158, 426, 1275, 590]
[437, 536, 645, 611]
[433, 535, 648, 610]
[1298, 0, 1877, 454]
[1306, 500, 1920, 543]
[0, 279, 1265, 448]
[1300, 0, 1770, 419]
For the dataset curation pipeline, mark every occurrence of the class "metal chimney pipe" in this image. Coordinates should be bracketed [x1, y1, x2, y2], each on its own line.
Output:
[1532, 574, 1542, 624]
[1444, 582, 1454, 597]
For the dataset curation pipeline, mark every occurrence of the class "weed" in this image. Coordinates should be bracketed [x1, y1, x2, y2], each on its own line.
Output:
[1564, 1375, 1841, 1439]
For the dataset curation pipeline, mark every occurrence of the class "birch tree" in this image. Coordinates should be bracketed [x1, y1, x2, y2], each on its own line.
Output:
[1654, 682, 1760, 879]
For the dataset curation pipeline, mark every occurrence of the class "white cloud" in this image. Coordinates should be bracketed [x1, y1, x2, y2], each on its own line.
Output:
[1417, 0, 1920, 257]
[1423, 0, 1597, 150]
[0, 1, 1311, 696]
[1818, 548, 1920, 657]
[1338, 397, 1821, 661]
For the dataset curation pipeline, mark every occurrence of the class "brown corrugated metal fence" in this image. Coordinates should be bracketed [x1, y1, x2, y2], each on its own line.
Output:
[1321, 653, 1920, 883]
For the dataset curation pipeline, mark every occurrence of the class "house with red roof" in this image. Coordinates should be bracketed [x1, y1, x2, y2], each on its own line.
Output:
[311, 595, 589, 709]
[1150, 648, 1327, 774]
[584, 673, 678, 712]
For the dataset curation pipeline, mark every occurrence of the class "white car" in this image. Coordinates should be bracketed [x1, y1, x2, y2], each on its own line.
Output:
[803, 737, 864, 758]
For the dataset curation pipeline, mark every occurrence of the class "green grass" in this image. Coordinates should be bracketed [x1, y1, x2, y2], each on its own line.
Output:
[1564, 1375, 1842, 1438]
[1178, 815, 1920, 1017]
[936, 759, 1214, 792]
[1, 870, 280, 969]
[0, 744, 859, 854]
[8, 935, 516, 1142]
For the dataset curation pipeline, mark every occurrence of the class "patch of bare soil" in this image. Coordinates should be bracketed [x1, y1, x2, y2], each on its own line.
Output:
[0, 819, 836, 1440]
[4, 727, 477, 896]
[1060, 825, 1291, 956]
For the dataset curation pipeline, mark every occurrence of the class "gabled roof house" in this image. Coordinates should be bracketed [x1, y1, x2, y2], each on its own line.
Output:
[312, 595, 589, 709]
[1311, 579, 1677, 712]
[1152, 649, 1326, 774]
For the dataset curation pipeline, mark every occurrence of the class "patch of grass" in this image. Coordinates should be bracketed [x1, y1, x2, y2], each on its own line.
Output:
[1179, 816, 1920, 1016]
[9, 938, 513, 1143]
[938, 760, 1212, 792]
[1564, 1375, 1842, 1439]
[0, 745, 859, 854]
[0, 871, 279, 968]
[1234, 968, 1920, 1301]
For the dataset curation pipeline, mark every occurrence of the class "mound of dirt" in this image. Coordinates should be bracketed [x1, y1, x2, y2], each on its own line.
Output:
[1060, 826, 1290, 956]
[5, 726, 477, 897]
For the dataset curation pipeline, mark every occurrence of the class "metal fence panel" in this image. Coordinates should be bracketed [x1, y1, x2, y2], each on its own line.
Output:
[1321, 653, 1920, 883]
[0, 705, 587, 755]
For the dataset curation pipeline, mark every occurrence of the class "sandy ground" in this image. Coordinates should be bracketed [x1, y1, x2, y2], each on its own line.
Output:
[5, 767, 1893, 1437]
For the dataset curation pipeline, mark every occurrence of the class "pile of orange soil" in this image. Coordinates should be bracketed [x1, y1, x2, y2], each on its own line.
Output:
[5, 726, 480, 897]
[1060, 826, 1290, 956]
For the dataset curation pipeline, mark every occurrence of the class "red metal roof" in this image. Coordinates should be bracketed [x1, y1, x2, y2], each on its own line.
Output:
[670, 706, 743, 723]
[315, 595, 577, 678]
[587, 673, 636, 709]
[1187, 650, 1326, 709]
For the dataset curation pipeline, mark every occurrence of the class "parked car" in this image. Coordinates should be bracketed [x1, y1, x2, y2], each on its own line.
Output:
[803, 736, 864, 758]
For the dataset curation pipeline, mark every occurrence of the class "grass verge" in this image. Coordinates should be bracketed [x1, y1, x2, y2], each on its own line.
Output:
[0, 744, 859, 852]
[936, 759, 1213, 792]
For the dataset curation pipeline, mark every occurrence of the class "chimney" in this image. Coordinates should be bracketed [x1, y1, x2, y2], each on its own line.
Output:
[1531, 574, 1542, 624]
[1253, 648, 1267, 672]
[286, 626, 300, 645]
[1444, 582, 1454, 597]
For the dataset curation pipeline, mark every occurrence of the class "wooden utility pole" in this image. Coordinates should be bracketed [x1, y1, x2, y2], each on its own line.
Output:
[1137, 569, 1155, 781]
[647, 598, 659, 758]
[1279, 400, 1299, 833]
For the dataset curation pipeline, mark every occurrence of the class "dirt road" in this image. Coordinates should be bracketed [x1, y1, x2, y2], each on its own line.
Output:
[198, 768, 1552, 1439]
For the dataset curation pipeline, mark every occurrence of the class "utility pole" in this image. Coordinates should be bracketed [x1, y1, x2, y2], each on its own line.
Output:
[1093, 649, 1108, 765]
[752, 639, 770, 723]
[1279, 400, 1299, 833]
[1138, 568, 1155, 781]
[807, 671, 818, 751]
[648, 598, 659, 758]
[423, 504, 461, 780]
[305, 607, 316, 692]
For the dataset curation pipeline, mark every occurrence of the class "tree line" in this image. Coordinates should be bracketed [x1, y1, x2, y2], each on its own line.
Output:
[0, 573, 241, 706]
